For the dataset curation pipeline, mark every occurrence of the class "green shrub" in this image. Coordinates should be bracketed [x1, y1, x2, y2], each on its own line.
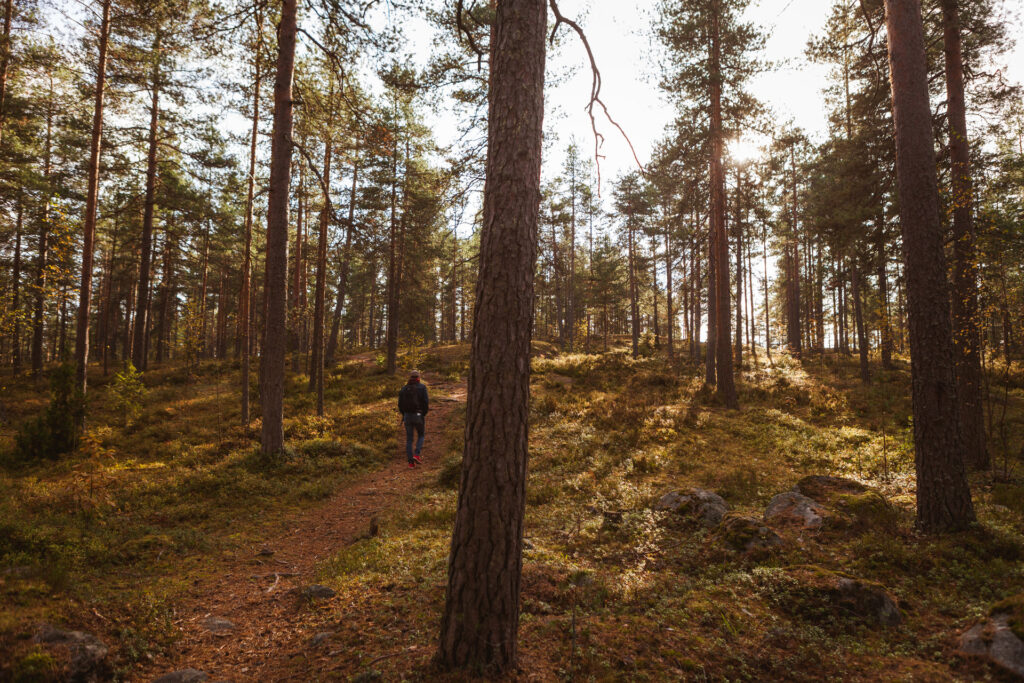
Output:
[11, 364, 85, 463]
[110, 362, 146, 426]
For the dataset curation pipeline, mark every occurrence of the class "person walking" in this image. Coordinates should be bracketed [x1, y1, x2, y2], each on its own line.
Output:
[398, 370, 429, 468]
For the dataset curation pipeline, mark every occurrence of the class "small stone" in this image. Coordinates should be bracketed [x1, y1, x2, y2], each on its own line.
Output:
[765, 491, 827, 530]
[202, 617, 235, 633]
[657, 488, 729, 527]
[300, 584, 337, 599]
[309, 632, 333, 648]
[256, 548, 274, 557]
[835, 577, 902, 626]
[152, 669, 209, 683]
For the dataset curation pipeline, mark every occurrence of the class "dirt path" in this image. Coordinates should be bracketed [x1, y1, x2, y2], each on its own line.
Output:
[135, 371, 464, 682]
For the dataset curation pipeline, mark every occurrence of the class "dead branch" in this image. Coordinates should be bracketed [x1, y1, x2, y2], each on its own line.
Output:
[548, 0, 645, 193]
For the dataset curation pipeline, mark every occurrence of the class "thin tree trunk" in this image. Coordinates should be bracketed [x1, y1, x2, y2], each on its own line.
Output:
[326, 149, 358, 365]
[240, 8, 261, 427]
[734, 166, 743, 366]
[852, 260, 870, 383]
[74, 0, 111, 393]
[437, 0, 546, 671]
[627, 220, 639, 358]
[132, 34, 162, 372]
[0, 0, 13, 145]
[385, 127, 401, 375]
[260, 0, 298, 457]
[309, 138, 331, 414]
[12, 195, 22, 373]
[665, 223, 673, 360]
[32, 75, 55, 376]
[876, 214, 893, 369]
[942, 0, 987, 469]
[883, 0, 975, 532]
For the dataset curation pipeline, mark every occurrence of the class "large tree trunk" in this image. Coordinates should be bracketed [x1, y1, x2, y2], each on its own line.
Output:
[883, 0, 975, 532]
[240, 8, 262, 427]
[942, 0, 987, 469]
[132, 34, 162, 372]
[437, 0, 546, 672]
[75, 0, 111, 394]
[260, 0, 298, 457]
[309, 139, 331, 415]
[710, 0, 737, 407]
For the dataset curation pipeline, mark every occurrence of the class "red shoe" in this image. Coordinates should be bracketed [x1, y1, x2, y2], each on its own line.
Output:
[413, 455, 422, 464]
[408, 461, 417, 469]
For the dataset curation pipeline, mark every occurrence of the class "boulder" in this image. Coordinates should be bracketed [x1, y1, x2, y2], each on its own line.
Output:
[657, 488, 729, 527]
[152, 670, 210, 683]
[717, 514, 783, 552]
[784, 566, 902, 627]
[794, 475, 866, 503]
[33, 624, 110, 683]
[765, 491, 826, 530]
[958, 594, 1024, 678]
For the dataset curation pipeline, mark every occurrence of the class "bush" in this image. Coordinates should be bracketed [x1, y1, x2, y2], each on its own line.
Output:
[11, 364, 85, 463]
[110, 362, 146, 426]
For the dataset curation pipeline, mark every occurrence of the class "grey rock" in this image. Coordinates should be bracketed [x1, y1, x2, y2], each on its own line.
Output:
[309, 631, 333, 647]
[202, 616, 235, 633]
[718, 515, 784, 552]
[152, 669, 209, 683]
[657, 488, 729, 527]
[959, 614, 1024, 678]
[300, 584, 337, 599]
[835, 577, 902, 626]
[765, 491, 827, 530]
[34, 624, 110, 682]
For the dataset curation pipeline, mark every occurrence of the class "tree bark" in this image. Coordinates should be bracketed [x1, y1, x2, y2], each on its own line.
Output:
[132, 33, 162, 372]
[942, 0, 987, 469]
[75, 0, 111, 393]
[260, 0, 298, 457]
[384, 126, 401, 375]
[0, 0, 12, 145]
[710, 0, 737, 407]
[240, 8, 262, 427]
[326, 149, 358, 365]
[309, 139, 331, 414]
[11, 195, 22, 373]
[437, 0, 546, 672]
[852, 260, 870, 383]
[883, 0, 975, 532]
[32, 75, 55, 376]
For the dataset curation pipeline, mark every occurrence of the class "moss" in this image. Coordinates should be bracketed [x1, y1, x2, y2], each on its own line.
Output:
[834, 491, 899, 528]
[990, 593, 1024, 640]
[11, 649, 58, 683]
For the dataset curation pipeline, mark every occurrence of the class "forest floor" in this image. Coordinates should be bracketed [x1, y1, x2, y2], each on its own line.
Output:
[1, 343, 1023, 682]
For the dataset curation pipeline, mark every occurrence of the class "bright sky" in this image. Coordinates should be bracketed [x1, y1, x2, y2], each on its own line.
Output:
[540, 0, 1024, 185]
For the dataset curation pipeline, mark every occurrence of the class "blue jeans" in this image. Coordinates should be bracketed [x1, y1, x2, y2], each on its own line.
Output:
[403, 413, 425, 463]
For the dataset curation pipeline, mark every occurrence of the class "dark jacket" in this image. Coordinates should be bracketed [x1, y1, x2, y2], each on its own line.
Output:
[398, 381, 429, 415]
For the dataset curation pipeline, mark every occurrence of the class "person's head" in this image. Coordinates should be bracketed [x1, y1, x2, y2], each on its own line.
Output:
[408, 370, 421, 383]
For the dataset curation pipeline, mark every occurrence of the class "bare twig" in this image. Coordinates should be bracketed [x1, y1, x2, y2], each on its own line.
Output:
[548, 0, 644, 193]
[455, 0, 486, 71]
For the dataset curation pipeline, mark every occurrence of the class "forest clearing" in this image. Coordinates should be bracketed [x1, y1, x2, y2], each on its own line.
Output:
[1, 0, 1024, 680]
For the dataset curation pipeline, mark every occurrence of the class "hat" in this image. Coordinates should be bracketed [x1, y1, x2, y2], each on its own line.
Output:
[409, 370, 421, 379]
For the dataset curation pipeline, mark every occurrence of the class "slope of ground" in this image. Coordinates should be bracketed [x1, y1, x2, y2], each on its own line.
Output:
[1, 344, 1023, 681]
